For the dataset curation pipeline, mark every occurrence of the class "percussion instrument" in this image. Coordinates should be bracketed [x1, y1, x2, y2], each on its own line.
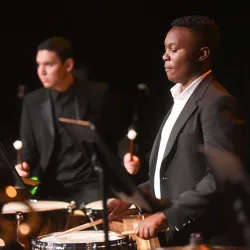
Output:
[85, 198, 116, 209]
[80, 199, 136, 231]
[1, 200, 71, 214]
[109, 214, 161, 250]
[31, 230, 136, 250]
[1, 200, 75, 239]
[85, 199, 136, 218]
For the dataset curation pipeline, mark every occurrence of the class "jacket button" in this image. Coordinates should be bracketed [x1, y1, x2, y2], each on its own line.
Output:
[162, 177, 168, 180]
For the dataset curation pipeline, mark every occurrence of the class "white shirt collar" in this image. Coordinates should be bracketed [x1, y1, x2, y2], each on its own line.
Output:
[170, 70, 212, 101]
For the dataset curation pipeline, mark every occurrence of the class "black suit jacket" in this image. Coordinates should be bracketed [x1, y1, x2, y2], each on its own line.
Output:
[20, 80, 122, 179]
[140, 73, 245, 246]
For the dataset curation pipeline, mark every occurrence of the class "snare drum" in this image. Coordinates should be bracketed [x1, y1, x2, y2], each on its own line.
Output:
[31, 230, 136, 250]
[1, 200, 73, 236]
[1, 200, 75, 250]
[29, 200, 74, 236]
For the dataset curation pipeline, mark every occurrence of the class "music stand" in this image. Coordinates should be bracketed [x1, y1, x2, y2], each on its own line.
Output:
[59, 117, 162, 249]
[0, 143, 30, 197]
[0, 143, 29, 249]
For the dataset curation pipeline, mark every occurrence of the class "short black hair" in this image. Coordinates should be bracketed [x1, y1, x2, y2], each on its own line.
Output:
[37, 36, 73, 63]
[171, 15, 220, 60]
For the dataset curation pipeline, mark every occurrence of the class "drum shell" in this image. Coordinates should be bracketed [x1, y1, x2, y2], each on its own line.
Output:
[109, 214, 161, 250]
[0, 200, 75, 248]
[31, 230, 137, 250]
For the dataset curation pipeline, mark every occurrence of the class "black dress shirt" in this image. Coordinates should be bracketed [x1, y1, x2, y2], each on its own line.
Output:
[43, 82, 99, 200]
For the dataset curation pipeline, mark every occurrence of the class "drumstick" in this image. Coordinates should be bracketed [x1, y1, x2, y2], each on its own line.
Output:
[53, 218, 103, 237]
[59, 117, 92, 127]
[121, 227, 169, 236]
[13, 140, 23, 163]
[13, 140, 24, 167]
[127, 129, 137, 161]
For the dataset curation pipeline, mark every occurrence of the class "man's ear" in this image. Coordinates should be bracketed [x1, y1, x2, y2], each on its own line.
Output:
[198, 47, 210, 61]
[64, 58, 74, 72]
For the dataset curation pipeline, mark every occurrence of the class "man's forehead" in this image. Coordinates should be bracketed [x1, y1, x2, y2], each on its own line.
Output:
[36, 50, 60, 62]
[164, 27, 197, 46]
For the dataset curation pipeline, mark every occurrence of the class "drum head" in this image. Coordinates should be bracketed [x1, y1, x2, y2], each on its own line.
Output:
[38, 231, 124, 243]
[85, 199, 135, 210]
[2, 200, 70, 214]
[85, 198, 115, 210]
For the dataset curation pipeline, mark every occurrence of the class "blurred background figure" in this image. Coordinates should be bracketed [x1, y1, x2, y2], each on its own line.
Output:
[16, 84, 28, 101]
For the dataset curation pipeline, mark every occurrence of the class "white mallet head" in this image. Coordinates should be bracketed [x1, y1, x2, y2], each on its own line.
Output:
[137, 83, 148, 91]
[127, 129, 137, 140]
[13, 140, 23, 150]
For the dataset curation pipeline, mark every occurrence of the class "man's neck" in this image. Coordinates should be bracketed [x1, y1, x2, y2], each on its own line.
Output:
[181, 69, 212, 91]
[54, 75, 74, 92]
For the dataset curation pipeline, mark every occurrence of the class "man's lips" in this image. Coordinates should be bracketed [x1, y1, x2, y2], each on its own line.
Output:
[165, 68, 173, 72]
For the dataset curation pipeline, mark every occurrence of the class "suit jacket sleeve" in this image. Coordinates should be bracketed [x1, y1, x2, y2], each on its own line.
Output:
[164, 95, 245, 231]
[20, 96, 40, 177]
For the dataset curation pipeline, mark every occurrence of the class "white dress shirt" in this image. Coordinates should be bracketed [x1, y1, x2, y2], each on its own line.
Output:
[154, 70, 212, 199]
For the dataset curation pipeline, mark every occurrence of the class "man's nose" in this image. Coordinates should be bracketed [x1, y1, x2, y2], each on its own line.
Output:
[39, 66, 46, 75]
[162, 52, 169, 61]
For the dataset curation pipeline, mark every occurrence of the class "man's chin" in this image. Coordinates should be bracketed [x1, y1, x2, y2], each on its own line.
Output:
[42, 82, 53, 88]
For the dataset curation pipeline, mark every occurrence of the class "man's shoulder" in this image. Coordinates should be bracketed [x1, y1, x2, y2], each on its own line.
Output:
[200, 80, 242, 114]
[201, 78, 234, 101]
[23, 87, 48, 103]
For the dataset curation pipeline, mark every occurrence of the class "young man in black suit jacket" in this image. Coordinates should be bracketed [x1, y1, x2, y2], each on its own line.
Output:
[108, 15, 246, 246]
[15, 37, 123, 207]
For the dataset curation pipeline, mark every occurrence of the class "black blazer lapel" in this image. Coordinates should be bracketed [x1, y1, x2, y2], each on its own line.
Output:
[40, 91, 55, 171]
[161, 74, 214, 162]
[162, 97, 197, 161]
[149, 106, 173, 183]
[41, 91, 54, 139]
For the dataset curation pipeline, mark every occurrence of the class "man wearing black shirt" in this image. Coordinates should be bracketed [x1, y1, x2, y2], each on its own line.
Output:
[15, 36, 122, 206]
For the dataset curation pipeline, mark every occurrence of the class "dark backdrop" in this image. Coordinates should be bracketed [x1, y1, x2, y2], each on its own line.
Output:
[0, 1, 248, 182]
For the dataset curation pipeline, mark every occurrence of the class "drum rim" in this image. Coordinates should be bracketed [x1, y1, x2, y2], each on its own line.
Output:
[31, 233, 130, 247]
